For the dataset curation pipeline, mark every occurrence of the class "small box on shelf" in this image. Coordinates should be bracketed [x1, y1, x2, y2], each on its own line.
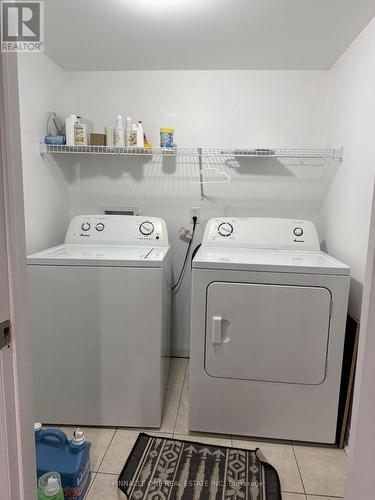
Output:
[90, 133, 106, 146]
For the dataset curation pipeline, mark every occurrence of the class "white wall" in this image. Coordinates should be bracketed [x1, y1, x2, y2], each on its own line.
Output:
[18, 54, 71, 254]
[67, 70, 328, 148]
[320, 19, 375, 320]
[65, 70, 328, 354]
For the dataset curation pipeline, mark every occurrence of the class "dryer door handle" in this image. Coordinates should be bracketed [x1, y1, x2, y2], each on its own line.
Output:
[212, 315, 223, 344]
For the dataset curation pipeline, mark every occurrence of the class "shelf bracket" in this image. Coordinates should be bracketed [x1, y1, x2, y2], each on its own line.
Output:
[338, 146, 344, 162]
[198, 148, 205, 199]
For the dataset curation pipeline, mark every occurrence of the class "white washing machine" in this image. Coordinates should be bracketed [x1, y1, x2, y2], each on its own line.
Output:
[27, 215, 171, 427]
[190, 217, 350, 443]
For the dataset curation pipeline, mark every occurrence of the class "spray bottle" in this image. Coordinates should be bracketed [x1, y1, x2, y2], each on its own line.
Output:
[125, 116, 132, 147]
[137, 121, 144, 148]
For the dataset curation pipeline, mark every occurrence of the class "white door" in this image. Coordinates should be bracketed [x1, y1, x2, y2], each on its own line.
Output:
[0, 135, 14, 500]
[205, 281, 332, 384]
[0, 53, 36, 499]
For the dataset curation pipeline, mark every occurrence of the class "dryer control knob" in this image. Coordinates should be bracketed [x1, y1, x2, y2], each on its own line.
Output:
[95, 223, 105, 232]
[218, 222, 233, 237]
[293, 227, 304, 237]
[81, 222, 90, 231]
[139, 221, 155, 236]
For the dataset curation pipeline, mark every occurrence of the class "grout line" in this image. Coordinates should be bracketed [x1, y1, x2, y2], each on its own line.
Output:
[281, 490, 307, 498]
[83, 472, 96, 499]
[281, 493, 307, 500]
[291, 443, 307, 496]
[143, 430, 173, 436]
[93, 470, 122, 476]
[301, 495, 343, 499]
[172, 359, 189, 436]
[94, 427, 118, 474]
[281, 490, 306, 493]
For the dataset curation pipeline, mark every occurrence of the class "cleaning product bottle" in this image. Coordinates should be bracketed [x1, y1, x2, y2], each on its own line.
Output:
[65, 114, 77, 146]
[114, 114, 125, 147]
[160, 128, 174, 148]
[74, 118, 88, 146]
[35, 427, 91, 500]
[105, 126, 114, 147]
[38, 472, 64, 500]
[129, 124, 138, 146]
[125, 116, 132, 147]
[137, 121, 144, 148]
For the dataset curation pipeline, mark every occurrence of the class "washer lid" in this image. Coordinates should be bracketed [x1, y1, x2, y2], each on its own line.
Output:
[193, 247, 350, 275]
[27, 244, 169, 267]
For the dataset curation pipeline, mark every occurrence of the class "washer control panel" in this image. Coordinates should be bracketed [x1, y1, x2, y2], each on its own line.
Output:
[66, 215, 169, 246]
[139, 221, 155, 236]
[218, 222, 234, 237]
[203, 217, 320, 251]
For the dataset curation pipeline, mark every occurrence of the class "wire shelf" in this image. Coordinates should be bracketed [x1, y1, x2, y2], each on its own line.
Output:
[40, 143, 343, 200]
[40, 143, 343, 164]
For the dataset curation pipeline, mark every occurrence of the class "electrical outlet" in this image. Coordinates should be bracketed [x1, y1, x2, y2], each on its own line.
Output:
[190, 207, 200, 224]
[179, 226, 193, 241]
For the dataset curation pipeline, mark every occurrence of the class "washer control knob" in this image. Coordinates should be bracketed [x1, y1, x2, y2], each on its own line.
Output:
[293, 227, 304, 237]
[139, 221, 155, 236]
[95, 223, 105, 232]
[81, 222, 90, 231]
[218, 222, 234, 237]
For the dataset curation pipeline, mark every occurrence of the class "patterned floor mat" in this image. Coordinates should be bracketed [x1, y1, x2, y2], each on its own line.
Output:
[118, 433, 281, 500]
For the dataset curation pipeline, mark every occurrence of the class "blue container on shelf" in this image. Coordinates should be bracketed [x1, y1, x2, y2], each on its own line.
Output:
[35, 425, 91, 500]
[44, 135, 66, 145]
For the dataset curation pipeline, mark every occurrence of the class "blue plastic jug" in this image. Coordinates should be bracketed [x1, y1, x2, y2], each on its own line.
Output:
[35, 426, 91, 500]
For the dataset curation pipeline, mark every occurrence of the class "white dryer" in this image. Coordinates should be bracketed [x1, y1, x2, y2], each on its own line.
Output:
[27, 215, 171, 427]
[190, 217, 350, 443]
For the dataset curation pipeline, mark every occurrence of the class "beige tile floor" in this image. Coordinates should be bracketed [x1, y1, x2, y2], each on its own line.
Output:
[53, 358, 346, 500]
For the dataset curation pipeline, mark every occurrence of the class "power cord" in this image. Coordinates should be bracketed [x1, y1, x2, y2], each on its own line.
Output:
[191, 243, 201, 265]
[171, 216, 198, 293]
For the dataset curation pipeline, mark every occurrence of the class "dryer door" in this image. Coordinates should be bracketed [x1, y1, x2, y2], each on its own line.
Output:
[205, 282, 331, 385]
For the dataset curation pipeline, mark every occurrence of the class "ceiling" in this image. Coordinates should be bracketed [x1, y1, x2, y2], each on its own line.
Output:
[44, 0, 375, 71]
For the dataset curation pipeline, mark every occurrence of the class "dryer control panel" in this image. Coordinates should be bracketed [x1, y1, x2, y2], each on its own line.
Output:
[202, 217, 320, 251]
[65, 215, 169, 246]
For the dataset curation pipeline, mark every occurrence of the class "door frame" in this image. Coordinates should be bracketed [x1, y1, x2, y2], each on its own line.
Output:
[0, 52, 36, 499]
[345, 179, 375, 498]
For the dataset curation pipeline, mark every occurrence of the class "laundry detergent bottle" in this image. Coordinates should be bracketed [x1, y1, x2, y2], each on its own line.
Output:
[38, 472, 64, 500]
[35, 427, 91, 500]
